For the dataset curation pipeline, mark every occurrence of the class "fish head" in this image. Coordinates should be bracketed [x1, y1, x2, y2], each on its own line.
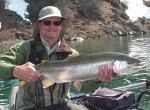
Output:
[113, 58, 141, 75]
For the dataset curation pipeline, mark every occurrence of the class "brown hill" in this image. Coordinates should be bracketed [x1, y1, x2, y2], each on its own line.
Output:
[0, 0, 150, 47]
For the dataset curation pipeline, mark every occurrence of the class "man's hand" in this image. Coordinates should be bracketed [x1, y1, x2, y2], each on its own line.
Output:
[95, 64, 119, 82]
[13, 62, 41, 83]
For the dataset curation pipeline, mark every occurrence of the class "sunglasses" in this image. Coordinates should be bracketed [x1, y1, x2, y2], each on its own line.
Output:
[42, 20, 62, 26]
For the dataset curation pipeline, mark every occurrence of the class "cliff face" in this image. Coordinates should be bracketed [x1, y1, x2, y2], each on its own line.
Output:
[0, 0, 150, 42]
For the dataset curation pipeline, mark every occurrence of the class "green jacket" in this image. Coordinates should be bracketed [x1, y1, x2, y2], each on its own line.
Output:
[0, 40, 31, 79]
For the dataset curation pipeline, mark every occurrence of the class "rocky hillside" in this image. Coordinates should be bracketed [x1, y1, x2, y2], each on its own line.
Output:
[0, 0, 150, 43]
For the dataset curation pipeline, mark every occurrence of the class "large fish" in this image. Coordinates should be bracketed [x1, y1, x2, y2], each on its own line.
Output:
[20, 52, 141, 90]
[31, 52, 141, 89]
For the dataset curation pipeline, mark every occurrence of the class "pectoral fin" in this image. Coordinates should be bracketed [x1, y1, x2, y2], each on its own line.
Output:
[42, 79, 54, 88]
[73, 81, 83, 92]
[19, 81, 26, 88]
[19, 79, 54, 89]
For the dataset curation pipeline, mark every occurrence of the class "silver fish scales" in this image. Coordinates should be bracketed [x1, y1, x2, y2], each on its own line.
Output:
[35, 52, 141, 83]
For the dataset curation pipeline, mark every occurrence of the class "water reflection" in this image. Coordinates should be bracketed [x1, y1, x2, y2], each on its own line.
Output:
[0, 79, 18, 109]
[128, 37, 150, 73]
[129, 37, 149, 60]
[67, 36, 137, 54]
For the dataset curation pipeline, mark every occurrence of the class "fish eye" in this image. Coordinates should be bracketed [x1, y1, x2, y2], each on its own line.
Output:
[128, 61, 134, 64]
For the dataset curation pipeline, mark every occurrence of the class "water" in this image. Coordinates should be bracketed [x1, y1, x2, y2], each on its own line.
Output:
[67, 36, 131, 54]
[1, 35, 150, 109]
[0, 79, 17, 109]
[68, 35, 150, 110]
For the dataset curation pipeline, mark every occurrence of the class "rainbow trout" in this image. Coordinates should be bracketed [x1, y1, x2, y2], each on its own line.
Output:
[19, 52, 141, 90]
[35, 52, 141, 84]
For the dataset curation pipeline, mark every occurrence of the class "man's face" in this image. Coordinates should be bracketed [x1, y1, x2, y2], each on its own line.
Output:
[38, 17, 62, 47]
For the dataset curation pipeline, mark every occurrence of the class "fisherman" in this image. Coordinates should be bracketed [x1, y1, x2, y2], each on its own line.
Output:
[0, 6, 118, 110]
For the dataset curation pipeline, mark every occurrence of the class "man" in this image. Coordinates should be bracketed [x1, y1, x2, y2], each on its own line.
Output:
[0, 6, 117, 110]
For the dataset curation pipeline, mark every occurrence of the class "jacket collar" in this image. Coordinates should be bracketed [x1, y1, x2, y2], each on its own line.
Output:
[32, 33, 42, 44]
[32, 34, 72, 53]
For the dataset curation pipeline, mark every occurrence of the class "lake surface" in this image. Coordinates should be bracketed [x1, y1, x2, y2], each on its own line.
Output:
[1, 35, 150, 109]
